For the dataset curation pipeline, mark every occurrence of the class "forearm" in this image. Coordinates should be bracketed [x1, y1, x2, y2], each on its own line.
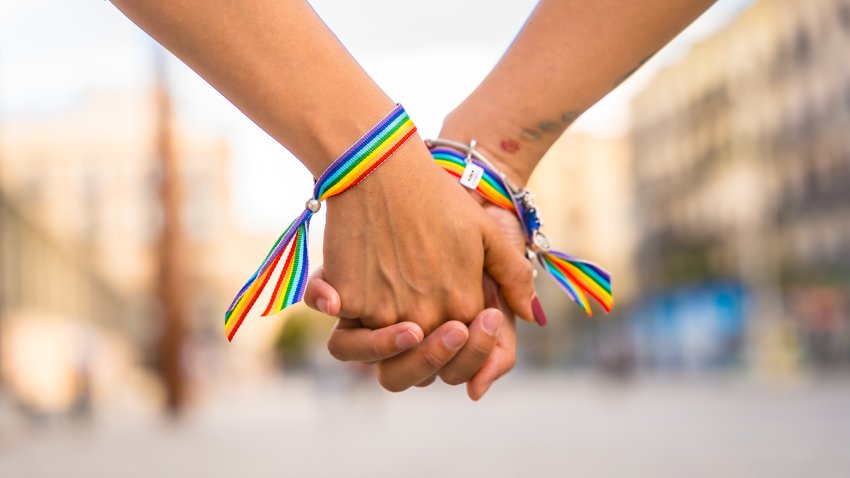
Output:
[112, 0, 395, 177]
[441, 0, 715, 185]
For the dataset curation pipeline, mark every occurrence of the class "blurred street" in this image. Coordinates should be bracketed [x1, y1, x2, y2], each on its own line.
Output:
[2, 374, 849, 478]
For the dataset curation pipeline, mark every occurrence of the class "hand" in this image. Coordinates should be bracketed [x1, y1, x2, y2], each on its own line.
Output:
[304, 267, 516, 400]
[321, 139, 534, 334]
[305, 200, 529, 400]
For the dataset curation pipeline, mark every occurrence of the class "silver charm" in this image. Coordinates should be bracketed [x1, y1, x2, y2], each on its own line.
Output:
[305, 198, 321, 213]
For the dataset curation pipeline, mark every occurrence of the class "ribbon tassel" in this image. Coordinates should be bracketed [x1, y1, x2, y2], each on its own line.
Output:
[538, 251, 613, 316]
[428, 139, 614, 319]
[225, 210, 313, 341]
[224, 104, 417, 341]
[262, 219, 310, 317]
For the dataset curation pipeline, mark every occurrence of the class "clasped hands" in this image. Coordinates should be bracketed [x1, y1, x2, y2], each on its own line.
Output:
[302, 135, 537, 400]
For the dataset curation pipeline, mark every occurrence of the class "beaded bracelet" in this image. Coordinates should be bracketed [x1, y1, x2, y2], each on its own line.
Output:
[426, 138, 613, 319]
[225, 104, 416, 341]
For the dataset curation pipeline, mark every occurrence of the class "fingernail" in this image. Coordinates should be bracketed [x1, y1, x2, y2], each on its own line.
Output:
[443, 327, 466, 351]
[395, 329, 420, 350]
[532, 295, 548, 326]
[316, 297, 329, 314]
[482, 310, 501, 336]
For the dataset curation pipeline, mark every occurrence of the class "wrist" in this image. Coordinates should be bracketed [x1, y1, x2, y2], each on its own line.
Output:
[301, 95, 398, 178]
[439, 108, 535, 187]
[324, 136, 440, 213]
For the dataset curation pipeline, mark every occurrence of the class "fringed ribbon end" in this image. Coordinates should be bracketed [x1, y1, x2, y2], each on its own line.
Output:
[224, 104, 416, 342]
[538, 250, 613, 317]
[260, 220, 310, 318]
[427, 139, 615, 319]
[224, 211, 312, 342]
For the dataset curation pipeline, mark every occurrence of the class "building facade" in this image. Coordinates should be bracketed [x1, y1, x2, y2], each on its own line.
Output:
[520, 133, 636, 366]
[0, 88, 269, 413]
[631, 0, 850, 370]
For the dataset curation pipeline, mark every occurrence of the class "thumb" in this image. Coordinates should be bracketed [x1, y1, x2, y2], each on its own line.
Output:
[303, 266, 341, 316]
[481, 221, 535, 323]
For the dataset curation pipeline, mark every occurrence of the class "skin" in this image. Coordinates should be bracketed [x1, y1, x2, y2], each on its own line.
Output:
[111, 0, 535, 338]
[306, 201, 524, 399]
[113, 0, 715, 399]
[443, 0, 717, 187]
[315, 0, 716, 399]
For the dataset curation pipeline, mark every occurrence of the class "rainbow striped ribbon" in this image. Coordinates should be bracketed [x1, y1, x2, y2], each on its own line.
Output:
[225, 104, 417, 341]
[429, 143, 613, 317]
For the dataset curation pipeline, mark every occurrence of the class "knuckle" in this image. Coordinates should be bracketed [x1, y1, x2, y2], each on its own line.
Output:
[440, 369, 466, 386]
[337, 301, 364, 321]
[326, 334, 348, 362]
[498, 258, 532, 288]
[518, 260, 534, 284]
[335, 288, 380, 321]
[470, 338, 494, 358]
[447, 295, 481, 323]
[420, 349, 447, 372]
[367, 335, 387, 361]
[399, 301, 427, 320]
[362, 309, 396, 330]
[416, 313, 442, 337]
[399, 304, 432, 331]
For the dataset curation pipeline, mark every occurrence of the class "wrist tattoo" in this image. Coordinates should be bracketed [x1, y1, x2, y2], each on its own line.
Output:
[500, 138, 521, 153]
[561, 112, 578, 124]
[521, 128, 543, 141]
[613, 50, 658, 87]
[518, 110, 580, 143]
[539, 120, 559, 132]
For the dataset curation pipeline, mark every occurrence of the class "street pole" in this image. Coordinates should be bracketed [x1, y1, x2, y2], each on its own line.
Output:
[0, 60, 6, 397]
[154, 48, 187, 415]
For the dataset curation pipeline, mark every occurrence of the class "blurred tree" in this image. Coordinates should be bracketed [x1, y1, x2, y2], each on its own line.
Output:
[273, 309, 335, 372]
[274, 314, 311, 371]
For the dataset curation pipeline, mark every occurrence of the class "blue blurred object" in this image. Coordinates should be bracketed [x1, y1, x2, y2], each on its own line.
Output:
[629, 282, 750, 371]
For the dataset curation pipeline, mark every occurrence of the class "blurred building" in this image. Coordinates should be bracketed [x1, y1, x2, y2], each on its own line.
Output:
[531, 134, 637, 305]
[630, 0, 850, 371]
[0, 88, 271, 416]
[0, 92, 232, 297]
[522, 133, 636, 367]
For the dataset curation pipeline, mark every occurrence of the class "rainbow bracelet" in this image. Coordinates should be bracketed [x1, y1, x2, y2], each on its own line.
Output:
[225, 104, 417, 341]
[426, 138, 613, 317]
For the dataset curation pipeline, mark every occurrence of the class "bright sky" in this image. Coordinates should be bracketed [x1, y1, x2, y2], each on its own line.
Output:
[0, 0, 752, 232]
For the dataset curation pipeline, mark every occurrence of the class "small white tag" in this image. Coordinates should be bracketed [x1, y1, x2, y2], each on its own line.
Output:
[459, 163, 484, 189]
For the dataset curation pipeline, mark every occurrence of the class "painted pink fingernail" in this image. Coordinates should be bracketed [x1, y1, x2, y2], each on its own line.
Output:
[395, 329, 420, 350]
[532, 295, 548, 326]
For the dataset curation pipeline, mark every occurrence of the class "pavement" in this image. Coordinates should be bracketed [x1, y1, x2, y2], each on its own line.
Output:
[1, 373, 849, 478]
